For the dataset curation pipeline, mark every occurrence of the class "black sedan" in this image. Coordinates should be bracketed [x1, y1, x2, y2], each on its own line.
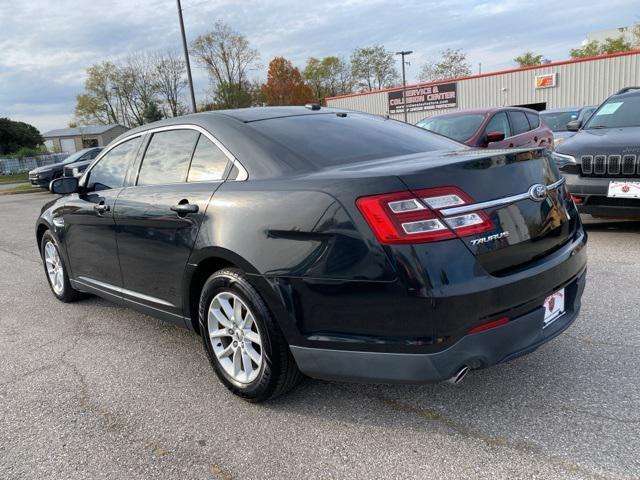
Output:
[37, 107, 587, 401]
[29, 147, 102, 188]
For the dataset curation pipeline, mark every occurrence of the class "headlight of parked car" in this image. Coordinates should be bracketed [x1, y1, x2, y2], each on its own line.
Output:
[72, 167, 80, 177]
[550, 152, 576, 168]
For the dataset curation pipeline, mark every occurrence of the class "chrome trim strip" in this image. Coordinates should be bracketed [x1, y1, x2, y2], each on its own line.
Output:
[76, 276, 175, 308]
[83, 124, 249, 185]
[441, 178, 566, 216]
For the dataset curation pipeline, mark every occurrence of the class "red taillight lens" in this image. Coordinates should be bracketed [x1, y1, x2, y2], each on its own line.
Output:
[570, 194, 584, 205]
[466, 316, 509, 334]
[356, 186, 494, 244]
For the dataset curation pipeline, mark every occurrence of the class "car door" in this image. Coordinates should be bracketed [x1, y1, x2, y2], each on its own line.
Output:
[114, 127, 232, 322]
[483, 111, 512, 148]
[525, 112, 552, 148]
[507, 110, 535, 147]
[63, 135, 143, 291]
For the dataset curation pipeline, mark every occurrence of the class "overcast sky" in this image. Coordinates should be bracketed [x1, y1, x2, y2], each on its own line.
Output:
[0, 0, 638, 133]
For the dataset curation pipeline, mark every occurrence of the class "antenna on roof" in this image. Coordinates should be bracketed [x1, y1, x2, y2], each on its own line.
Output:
[304, 103, 321, 110]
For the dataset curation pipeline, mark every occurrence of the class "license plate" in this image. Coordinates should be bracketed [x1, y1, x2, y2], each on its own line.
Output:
[543, 289, 565, 328]
[607, 181, 640, 198]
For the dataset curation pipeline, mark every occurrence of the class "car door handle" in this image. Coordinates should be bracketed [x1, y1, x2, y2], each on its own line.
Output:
[94, 203, 110, 214]
[170, 202, 199, 215]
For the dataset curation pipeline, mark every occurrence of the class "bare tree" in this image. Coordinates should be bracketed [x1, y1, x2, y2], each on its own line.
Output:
[154, 51, 187, 117]
[190, 20, 260, 106]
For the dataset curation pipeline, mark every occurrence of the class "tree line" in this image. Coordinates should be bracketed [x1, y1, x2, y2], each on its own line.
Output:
[74, 20, 640, 127]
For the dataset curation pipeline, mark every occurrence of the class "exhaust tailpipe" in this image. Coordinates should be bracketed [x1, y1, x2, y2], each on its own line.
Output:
[445, 365, 470, 385]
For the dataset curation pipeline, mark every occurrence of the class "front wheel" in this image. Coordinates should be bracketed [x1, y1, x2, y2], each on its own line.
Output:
[40, 230, 83, 302]
[199, 268, 303, 402]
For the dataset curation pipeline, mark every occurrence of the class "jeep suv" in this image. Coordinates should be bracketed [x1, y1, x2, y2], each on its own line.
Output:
[554, 87, 640, 218]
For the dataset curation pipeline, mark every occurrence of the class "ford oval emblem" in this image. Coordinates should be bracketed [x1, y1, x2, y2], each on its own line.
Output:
[528, 184, 547, 202]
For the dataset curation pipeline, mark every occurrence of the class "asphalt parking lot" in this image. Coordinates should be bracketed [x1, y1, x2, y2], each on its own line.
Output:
[0, 191, 638, 480]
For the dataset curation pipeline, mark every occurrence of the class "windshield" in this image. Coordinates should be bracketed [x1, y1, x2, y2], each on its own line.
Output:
[416, 114, 485, 142]
[247, 113, 462, 167]
[585, 95, 640, 129]
[540, 111, 578, 132]
[62, 149, 91, 164]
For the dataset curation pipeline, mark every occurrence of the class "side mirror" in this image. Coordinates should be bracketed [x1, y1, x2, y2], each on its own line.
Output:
[566, 120, 582, 132]
[485, 131, 505, 144]
[50, 176, 79, 195]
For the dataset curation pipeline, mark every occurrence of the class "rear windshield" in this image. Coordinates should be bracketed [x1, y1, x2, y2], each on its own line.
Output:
[247, 113, 462, 167]
[585, 95, 640, 129]
[540, 111, 578, 131]
[416, 114, 485, 142]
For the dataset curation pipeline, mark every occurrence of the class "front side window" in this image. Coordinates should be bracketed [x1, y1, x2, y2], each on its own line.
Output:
[87, 137, 141, 191]
[137, 129, 199, 186]
[585, 95, 640, 129]
[417, 114, 485, 143]
[484, 112, 511, 138]
[187, 135, 229, 182]
[509, 111, 530, 135]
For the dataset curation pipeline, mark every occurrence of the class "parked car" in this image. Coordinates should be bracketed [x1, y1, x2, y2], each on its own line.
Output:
[37, 107, 586, 401]
[416, 107, 554, 149]
[553, 87, 640, 218]
[28, 147, 102, 188]
[63, 147, 103, 178]
[540, 106, 597, 147]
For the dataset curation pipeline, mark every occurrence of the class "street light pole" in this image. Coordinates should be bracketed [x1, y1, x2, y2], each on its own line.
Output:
[396, 50, 413, 123]
[176, 0, 197, 113]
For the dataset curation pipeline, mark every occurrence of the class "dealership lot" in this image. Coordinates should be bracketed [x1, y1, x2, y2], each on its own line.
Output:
[0, 191, 638, 480]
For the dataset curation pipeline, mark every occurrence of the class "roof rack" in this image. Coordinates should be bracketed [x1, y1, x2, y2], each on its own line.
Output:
[614, 86, 640, 95]
[304, 103, 321, 110]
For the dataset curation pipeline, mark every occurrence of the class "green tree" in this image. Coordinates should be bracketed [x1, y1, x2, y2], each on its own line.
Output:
[570, 37, 633, 58]
[351, 46, 398, 91]
[418, 49, 471, 82]
[143, 101, 164, 123]
[211, 82, 253, 109]
[0, 118, 44, 155]
[303, 56, 352, 101]
[514, 51, 547, 67]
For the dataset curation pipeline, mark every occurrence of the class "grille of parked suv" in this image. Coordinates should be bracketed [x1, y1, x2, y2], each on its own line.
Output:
[581, 154, 640, 177]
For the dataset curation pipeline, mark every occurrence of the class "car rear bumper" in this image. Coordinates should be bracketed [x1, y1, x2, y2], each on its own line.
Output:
[290, 269, 586, 384]
[565, 173, 640, 217]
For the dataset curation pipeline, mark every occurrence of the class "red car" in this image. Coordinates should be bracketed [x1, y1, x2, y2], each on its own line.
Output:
[416, 107, 554, 149]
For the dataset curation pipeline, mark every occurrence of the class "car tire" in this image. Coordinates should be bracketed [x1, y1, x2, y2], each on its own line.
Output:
[40, 230, 83, 302]
[199, 268, 303, 402]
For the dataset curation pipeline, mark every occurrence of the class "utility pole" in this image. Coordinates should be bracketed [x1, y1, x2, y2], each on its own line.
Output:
[396, 50, 413, 123]
[176, 0, 197, 113]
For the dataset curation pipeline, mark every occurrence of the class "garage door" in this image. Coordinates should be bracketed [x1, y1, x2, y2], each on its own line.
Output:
[60, 138, 76, 153]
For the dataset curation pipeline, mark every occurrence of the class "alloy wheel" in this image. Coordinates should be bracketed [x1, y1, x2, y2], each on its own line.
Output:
[44, 241, 64, 295]
[208, 291, 263, 384]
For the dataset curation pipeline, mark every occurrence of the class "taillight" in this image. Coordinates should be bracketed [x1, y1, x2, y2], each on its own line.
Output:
[466, 316, 509, 334]
[356, 187, 494, 244]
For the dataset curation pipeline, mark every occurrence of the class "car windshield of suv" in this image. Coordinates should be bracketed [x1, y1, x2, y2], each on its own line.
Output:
[416, 114, 485, 142]
[585, 96, 640, 129]
[540, 111, 578, 131]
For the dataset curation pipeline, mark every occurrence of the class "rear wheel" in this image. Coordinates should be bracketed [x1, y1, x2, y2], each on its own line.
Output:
[40, 230, 83, 302]
[199, 268, 303, 402]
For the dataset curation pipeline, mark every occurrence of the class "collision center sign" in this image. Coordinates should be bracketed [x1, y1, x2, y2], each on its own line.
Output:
[388, 82, 457, 113]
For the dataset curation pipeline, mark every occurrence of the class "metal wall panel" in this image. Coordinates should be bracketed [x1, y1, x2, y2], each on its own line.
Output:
[327, 53, 640, 124]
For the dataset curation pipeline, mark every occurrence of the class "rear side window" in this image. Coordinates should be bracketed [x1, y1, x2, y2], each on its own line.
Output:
[247, 113, 462, 167]
[484, 112, 511, 138]
[187, 135, 229, 182]
[509, 111, 530, 135]
[525, 112, 539, 128]
[137, 129, 199, 186]
[87, 137, 141, 191]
